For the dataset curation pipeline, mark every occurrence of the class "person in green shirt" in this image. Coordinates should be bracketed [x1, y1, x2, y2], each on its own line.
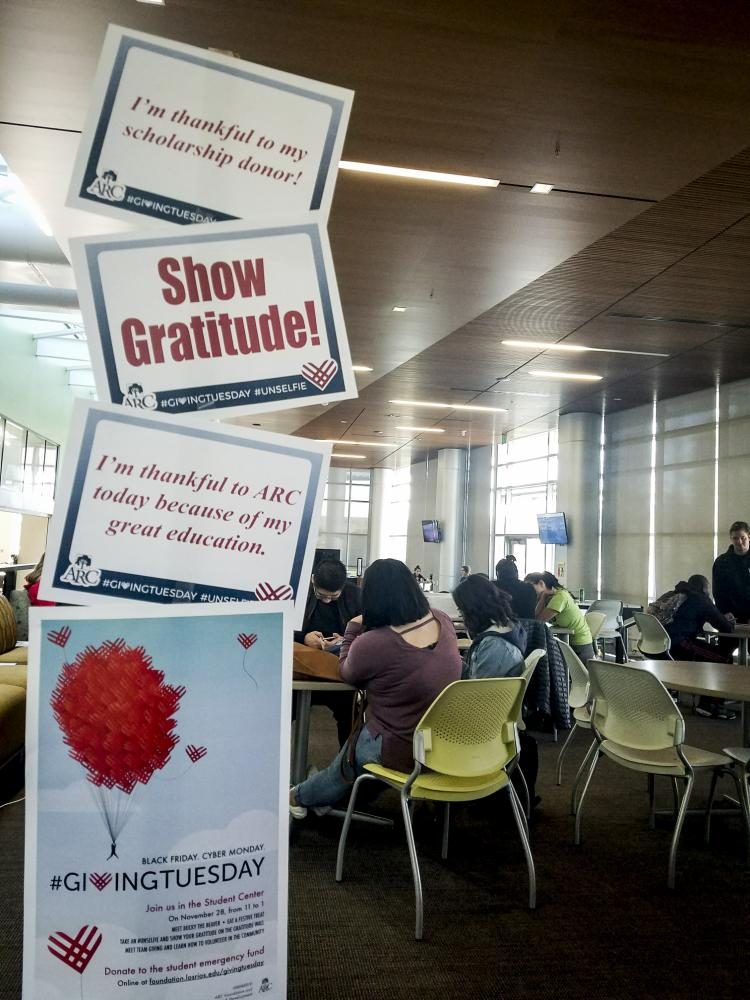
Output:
[525, 571, 595, 663]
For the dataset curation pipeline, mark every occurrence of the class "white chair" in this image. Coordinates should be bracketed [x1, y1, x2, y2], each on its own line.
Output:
[632, 611, 672, 659]
[584, 610, 607, 657]
[587, 600, 626, 660]
[514, 647, 546, 817]
[706, 746, 750, 859]
[574, 660, 739, 888]
[553, 639, 597, 815]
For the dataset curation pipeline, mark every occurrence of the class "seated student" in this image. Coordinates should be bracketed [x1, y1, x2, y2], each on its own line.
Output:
[290, 558, 461, 818]
[24, 553, 55, 607]
[453, 574, 526, 678]
[452, 573, 538, 805]
[495, 557, 537, 619]
[293, 559, 362, 746]
[525, 571, 594, 664]
[648, 574, 736, 719]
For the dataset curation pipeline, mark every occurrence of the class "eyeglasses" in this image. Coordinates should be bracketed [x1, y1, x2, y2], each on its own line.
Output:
[313, 585, 342, 603]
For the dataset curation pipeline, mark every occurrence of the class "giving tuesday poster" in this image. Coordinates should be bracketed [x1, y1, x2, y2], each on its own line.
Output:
[24, 604, 291, 1000]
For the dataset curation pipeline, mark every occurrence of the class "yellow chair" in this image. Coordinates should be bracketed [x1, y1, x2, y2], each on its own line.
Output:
[584, 610, 607, 658]
[553, 638, 598, 815]
[335, 677, 535, 939]
[574, 660, 738, 888]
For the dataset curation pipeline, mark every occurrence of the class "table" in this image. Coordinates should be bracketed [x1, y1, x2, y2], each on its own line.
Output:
[550, 626, 572, 644]
[629, 659, 750, 746]
[713, 624, 750, 667]
[291, 643, 351, 783]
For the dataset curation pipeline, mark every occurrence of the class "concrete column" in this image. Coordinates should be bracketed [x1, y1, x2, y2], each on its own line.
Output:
[556, 412, 600, 598]
[367, 466, 393, 563]
[435, 448, 467, 592]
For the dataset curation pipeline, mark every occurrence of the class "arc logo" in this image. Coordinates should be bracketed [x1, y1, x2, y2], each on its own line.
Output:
[86, 168, 126, 203]
[60, 554, 102, 588]
[123, 383, 157, 410]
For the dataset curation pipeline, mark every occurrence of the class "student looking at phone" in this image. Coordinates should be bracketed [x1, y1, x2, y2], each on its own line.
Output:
[293, 559, 362, 747]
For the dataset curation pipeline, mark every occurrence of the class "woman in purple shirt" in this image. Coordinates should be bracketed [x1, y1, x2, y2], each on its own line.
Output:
[290, 559, 461, 818]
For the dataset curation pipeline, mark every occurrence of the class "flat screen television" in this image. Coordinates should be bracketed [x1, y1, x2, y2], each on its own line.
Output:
[537, 512, 569, 545]
[421, 519, 441, 543]
[314, 547, 340, 566]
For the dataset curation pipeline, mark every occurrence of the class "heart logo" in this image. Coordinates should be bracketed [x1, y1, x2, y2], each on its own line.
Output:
[237, 632, 257, 649]
[89, 872, 112, 892]
[143, 200, 153, 209]
[301, 358, 339, 391]
[47, 626, 71, 648]
[186, 744, 207, 763]
[255, 582, 294, 601]
[48, 925, 102, 975]
[177, 397, 187, 405]
[120, 581, 130, 590]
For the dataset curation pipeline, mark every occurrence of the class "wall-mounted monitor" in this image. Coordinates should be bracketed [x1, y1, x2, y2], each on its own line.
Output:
[421, 519, 441, 543]
[314, 547, 341, 566]
[537, 512, 569, 545]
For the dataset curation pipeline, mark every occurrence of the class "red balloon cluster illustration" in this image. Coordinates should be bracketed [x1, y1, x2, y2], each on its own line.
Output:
[50, 639, 185, 794]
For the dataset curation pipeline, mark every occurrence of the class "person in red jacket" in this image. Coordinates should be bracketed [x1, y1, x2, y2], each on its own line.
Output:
[24, 553, 55, 607]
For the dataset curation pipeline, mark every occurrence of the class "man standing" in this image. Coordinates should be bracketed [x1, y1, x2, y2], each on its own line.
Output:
[712, 521, 750, 622]
[293, 559, 361, 747]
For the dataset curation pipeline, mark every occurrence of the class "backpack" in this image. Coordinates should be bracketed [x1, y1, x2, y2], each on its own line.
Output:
[646, 590, 687, 627]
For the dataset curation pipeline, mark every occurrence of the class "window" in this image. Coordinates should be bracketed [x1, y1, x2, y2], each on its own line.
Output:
[384, 465, 410, 562]
[317, 467, 370, 575]
[491, 429, 558, 575]
[0, 416, 58, 514]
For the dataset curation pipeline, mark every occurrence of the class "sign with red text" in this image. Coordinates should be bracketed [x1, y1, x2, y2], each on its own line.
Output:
[66, 25, 353, 225]
[40, 401, 330, 626]
[70, 219, 356, 416]
[24, 603, 291, 1000]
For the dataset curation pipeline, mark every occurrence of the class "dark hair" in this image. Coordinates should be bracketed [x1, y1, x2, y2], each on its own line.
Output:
[362, 559, 430, 629]
[524, 571, 561, 591]
[729, 521, 750, 534]
[313, 559, 347, 591]
[453, 575, 516, 637]
[461, 564, 470, 573]
[495, 557, 519, 582]
[676, 574, 710, 596]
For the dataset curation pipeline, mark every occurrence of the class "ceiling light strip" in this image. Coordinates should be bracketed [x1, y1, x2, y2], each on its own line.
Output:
[390, 399, 507, 413]
[339, 161, 499, 188]
[501, 339, 668, 357]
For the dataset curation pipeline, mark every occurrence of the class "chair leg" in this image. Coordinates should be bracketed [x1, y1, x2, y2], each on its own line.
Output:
[648, 774, 656, 829]
[668, 774, 694, 889]
[570, 738, 597, 816]
[514, 763, 531, 820]
[441, 802, 450, 861]
[508, 782, 536, 909]
[555, 722, 579, 786]
[335, 773, 369, 882]
[400, 788, 424, 940]
[739, 773, 750, 865]
[670, 777, 680, 822]
[574, 750, 601, 845]
[704, 769, 721, 844]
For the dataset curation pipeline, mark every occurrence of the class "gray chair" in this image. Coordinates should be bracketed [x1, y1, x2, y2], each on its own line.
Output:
[632, 611, 673, 659]
[586, 600, 626, 661]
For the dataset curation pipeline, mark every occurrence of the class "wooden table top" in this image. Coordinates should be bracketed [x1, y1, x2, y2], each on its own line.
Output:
[627, 659, 750, 701]
[292, 642, 341, 681]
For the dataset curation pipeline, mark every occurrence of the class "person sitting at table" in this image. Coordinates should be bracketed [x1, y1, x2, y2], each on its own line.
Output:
[524, 571, 594, 664]
[647, 574, 736, 719]
[452, 573, 538, 805]
[289, 558, 461, 818]
[293, 559, 362, 746]
[495, 557, 537, 619]
[452, 574, 526, 679]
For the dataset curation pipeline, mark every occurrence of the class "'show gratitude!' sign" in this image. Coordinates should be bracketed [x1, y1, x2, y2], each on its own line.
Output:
[71, 219, 356, 416]
[40, 401, 330, 626]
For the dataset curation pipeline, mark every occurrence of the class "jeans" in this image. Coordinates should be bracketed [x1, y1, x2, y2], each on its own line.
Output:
[294, 727, 383, 809]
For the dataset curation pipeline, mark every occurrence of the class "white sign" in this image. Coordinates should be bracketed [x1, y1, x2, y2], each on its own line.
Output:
[24, 603, 291, 1000]
[70, 218, 356, 416]
[67, 25, 353, 225]
[40, 400, 330, 626]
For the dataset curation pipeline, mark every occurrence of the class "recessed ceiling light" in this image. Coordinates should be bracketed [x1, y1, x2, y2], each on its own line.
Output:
[332, 452, 365, 459]
[389, 399, 507, 413]
[530, 183, 554, 194]
[396, 425, 445, 433]
[529, 370, 603, 381]
[502, 339, 668, 358]
[351, 365, 373, 372]
[392, 306, 407, 313]
[137, 0, 165, 5]
[320, 440, 393, 448]
[339, 161, 499, 188]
